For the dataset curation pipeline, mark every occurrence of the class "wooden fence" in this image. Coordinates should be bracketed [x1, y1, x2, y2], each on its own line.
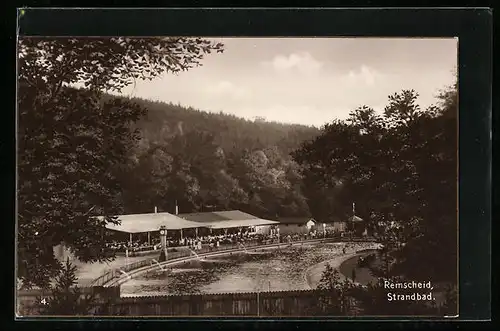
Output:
[18, 285, 448, 317]
[17, 287, 357, 317]
[16, 286, 121, 317]
[99, 289, 358, 317]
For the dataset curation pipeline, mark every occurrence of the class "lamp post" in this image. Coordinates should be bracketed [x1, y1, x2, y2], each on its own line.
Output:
[159, 225, 168, 262]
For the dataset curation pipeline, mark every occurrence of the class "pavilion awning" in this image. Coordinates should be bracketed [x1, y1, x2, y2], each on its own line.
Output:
[179, 210, 279, 229]
[206, 218, 279, 229]
[103, 212, 207, 234]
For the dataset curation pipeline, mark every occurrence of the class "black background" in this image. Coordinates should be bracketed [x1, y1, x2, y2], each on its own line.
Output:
[6, 5, 494, 330]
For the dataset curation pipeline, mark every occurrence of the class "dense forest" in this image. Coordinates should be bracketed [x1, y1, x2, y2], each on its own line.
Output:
[112, 96, 320, 218]
[294, 84, 457, 284]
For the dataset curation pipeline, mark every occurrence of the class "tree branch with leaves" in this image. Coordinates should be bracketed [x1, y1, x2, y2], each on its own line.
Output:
[17, 37, 224, 288]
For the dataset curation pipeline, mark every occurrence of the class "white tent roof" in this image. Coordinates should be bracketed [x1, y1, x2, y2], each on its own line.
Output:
[179, 210, 279, 229]
[206, 218, 279, 229]
[104, 212, 206, 234]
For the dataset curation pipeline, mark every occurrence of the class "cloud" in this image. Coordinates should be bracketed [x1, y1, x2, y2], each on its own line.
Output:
[345, 65, 381, 86]
[204, 81, 252, 99]
[264, 52, 324, 75]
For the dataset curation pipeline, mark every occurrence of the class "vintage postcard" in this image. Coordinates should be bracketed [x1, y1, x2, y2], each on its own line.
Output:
[16, 35, 459, 318]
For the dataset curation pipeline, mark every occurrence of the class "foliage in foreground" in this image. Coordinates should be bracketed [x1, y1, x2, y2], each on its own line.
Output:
[36, 259, 126, 316]
[17, 37, 224, 288]
[314, 260, 458, 316]
[36, 259, 96, 315]
[32, 258, 457, 316]
[293, 82, 458, 283]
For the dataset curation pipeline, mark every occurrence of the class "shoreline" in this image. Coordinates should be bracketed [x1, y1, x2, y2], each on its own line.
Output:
[304, 253, 358, 289]
[304, 247, 380, 289]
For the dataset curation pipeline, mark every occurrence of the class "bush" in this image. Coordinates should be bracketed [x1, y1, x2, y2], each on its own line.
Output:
[316, 262, 455, 316]
[315, 264, 354, 315]
[37, 258, 97, 315]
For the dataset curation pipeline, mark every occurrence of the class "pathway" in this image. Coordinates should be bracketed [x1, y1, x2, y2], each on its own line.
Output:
[76, 255, 153, 286]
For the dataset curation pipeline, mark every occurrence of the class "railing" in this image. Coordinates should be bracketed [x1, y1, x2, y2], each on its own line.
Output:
[92, 240, 276, 286]
[91, 235, 377, 287]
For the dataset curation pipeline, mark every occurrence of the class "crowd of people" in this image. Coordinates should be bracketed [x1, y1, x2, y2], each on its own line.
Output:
[105, 239, 159, 253]
[105, 228, 367, 256]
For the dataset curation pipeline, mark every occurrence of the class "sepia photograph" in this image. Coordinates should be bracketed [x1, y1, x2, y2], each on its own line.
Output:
[16, 36, 458, 317]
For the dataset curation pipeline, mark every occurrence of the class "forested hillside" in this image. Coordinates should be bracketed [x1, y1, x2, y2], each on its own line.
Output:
[128, 97, 320, 155]
[112, 96, 321, 219]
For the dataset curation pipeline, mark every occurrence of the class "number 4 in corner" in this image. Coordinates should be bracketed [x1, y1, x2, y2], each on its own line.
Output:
[40, 298, 49, 305]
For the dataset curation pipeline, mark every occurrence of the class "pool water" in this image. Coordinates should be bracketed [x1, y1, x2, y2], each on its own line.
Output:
[120, 242, 379, 296]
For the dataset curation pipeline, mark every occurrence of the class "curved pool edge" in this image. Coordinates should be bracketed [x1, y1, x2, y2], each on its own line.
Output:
[304, 246, 381, 289]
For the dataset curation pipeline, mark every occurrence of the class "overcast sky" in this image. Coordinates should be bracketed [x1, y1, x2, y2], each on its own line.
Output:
[119, 38, 457, 127]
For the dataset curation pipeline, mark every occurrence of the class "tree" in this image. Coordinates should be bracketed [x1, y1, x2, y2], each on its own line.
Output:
[120, 142, 175, 214]
[36, 258, 127, 316]
[229, 148, 310, 219]
[209, 170, 249, 211]
[315, 264, 354, 315]
[293, 86, 457, 284]
[315, 263, 442, 316]
[37, 259, 96, 315]
[17, 37, 224, 288]
[383, 89, 422, 127]
[18, 37, 224, 93]
[18, 87, 144, 288]
[392, 84, 458, 283]
[292, 119, 384, 223]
